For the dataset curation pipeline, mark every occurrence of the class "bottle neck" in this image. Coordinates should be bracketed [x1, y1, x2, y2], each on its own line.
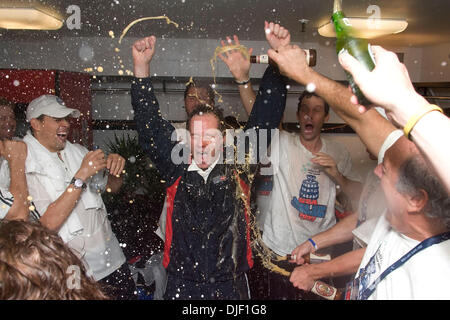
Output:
[332, 11, 348, 37]
[333, 0, 343, 13]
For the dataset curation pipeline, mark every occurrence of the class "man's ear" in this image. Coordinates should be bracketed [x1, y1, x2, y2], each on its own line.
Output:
[324, 113, 330, 123]
[405, 189, 428, 213]
[29, 118, 41, 134]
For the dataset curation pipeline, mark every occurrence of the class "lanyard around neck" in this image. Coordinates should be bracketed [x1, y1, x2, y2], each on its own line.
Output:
[358, 231, 450, 300]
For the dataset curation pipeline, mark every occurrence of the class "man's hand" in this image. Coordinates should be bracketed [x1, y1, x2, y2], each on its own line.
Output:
[0, 140, 27, 165]
[1, 140, 29, 221]
[290, 264, 316, 291]
[132, 36, 157, 78]
[264, 21, 290, 50]
[218, 35, 252, 83]
[106, 153, 125, 177]
[291, 240, 316, 265]
[311, 152, 340, 180]
[268, 44, 312, 81]
[338, 45, 426, 126]
[75, 149, 107, 181]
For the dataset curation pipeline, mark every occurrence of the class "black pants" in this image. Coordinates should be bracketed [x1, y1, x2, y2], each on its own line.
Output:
[99, 263, 138, 300]
[164, 273, 250, 300]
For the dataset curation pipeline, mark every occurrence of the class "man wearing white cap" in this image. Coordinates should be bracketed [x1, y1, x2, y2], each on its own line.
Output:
[23, 94, 136, 299]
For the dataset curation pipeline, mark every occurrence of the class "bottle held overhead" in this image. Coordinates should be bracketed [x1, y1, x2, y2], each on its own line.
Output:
[332, 0, 376, 106]
[251, 48, 317, 67]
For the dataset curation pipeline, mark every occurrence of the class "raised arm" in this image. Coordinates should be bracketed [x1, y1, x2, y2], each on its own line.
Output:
[219, 21, 291, 117]
[218, 35, 255, 115]
[131, 36, 180, 184]
[339, 46, 450, 193]
[268, 44, 396, 159]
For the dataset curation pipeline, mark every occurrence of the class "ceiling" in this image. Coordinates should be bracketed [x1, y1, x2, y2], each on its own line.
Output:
[1, 0, 450, 47]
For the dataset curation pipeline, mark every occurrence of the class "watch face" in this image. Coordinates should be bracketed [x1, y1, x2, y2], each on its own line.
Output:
[74, 179, 84, 188]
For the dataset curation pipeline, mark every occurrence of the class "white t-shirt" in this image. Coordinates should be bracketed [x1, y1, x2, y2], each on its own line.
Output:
[261, 131, 359, 255]
[356, 213, 450, 300]
[24, 134, 125, 281]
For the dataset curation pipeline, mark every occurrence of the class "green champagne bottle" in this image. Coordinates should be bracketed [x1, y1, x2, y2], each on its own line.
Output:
[332, 0, 375, 106]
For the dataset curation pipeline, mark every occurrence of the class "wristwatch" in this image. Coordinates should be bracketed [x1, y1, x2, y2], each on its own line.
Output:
[70, 177, 87, 190]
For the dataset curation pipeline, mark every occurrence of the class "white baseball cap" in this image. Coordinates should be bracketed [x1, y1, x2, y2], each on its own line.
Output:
[26, 95, 80, 122]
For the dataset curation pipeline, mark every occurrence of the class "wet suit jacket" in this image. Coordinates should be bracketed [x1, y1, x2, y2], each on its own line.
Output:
[131, 66, 286, 299]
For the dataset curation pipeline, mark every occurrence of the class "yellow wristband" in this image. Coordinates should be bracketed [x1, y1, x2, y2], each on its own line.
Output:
[403, 104, 443, 139]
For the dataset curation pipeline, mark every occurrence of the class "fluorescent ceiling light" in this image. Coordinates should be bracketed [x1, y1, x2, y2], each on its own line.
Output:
[318, 17, 408, 39]
[0, 7, 63, 30]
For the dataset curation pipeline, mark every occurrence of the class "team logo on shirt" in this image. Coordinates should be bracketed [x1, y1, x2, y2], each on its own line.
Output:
[291, 174, 327, 222]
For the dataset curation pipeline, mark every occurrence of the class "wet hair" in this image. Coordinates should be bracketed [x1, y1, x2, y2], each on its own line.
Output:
[297, 91, 330, 116]
[186, 104, 225, 133]
[396, 154, 450, 229]
[0, 220, 109, 300]
[224, 116, 242, 129]
[184, 79, 215, 107]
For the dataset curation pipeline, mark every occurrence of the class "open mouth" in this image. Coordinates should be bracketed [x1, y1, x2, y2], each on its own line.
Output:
[304, 124, 314, 133]
[56, 132, 68, 142]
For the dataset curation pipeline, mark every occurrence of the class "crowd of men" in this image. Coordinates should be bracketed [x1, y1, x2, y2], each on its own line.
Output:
[0, 20, 449, 300]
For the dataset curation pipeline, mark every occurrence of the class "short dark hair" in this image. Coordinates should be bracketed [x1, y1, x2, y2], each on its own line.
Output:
[396, 154, 450, 229]
[186, 104, 225, 133]
[184, 79, 215, 107]
[297, 91, 330, 116]
[224, 116, 242, 129]
[0, 97, 15, 111]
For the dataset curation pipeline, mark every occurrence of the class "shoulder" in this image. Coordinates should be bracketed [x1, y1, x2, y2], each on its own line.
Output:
[322, 136, 351, 161]
[279, 130, 297, 144]
[322, 136, 349, 152]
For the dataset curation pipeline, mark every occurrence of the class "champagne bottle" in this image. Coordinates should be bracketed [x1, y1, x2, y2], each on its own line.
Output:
[332, 0, 375, 106]
[250, 48, 317, 67]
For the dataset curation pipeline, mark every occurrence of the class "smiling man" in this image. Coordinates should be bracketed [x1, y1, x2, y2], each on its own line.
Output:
[22, 95, 136, 299]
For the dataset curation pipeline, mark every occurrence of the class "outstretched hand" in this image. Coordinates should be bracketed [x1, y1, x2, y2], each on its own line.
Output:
[218, 35, 252, 82]
[338, 45, 424, 126]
